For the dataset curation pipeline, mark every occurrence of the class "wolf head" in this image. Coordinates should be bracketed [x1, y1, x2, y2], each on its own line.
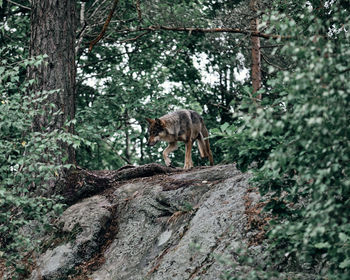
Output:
[145, 118, 166, 146]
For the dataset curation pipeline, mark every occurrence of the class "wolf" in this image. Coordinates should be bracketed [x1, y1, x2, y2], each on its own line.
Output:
[145, 109, 214, 169]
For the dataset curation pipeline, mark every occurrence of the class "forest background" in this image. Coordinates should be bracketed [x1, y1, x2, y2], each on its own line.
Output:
[0, 0, 349, 279]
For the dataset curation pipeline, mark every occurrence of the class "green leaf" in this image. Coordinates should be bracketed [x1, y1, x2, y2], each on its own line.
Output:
[339, 259, 350, 269]
[314, 242, 331, 249]
[220, 123, 229, 132]
[339, 233, 348, 242]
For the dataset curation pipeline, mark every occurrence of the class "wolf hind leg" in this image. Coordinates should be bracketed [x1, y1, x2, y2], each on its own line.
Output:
[206, 139, 214, 166]
[201, 125, 214, 166]
[197, 133, 208, 158]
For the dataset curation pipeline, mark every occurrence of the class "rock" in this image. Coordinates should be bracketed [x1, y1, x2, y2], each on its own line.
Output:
[29, 164, 316, 280]
[59, 195, 112, 258]
[30, 195, 112, 280]
[91, 164, 251, 280]
[169, 164, 241, 181]
[148, 175, 249, 280]
[30, 244, 75, 280]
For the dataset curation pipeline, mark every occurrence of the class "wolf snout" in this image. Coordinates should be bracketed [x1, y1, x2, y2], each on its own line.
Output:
[147, 140, 157, 146]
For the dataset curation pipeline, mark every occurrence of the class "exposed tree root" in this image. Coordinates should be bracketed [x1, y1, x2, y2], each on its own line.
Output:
[57, 163, 176, 205]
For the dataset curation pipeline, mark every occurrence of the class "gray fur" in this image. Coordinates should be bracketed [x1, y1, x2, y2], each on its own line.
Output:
[146, 110, 214, 169]
[160, 110, 201, 142]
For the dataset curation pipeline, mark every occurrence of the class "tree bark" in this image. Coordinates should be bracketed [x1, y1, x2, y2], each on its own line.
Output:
[250, 0, 262, 100]
[29, 0, 77, 163]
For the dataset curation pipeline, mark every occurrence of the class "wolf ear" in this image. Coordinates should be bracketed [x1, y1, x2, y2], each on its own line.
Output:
[145, 118, 154, 124]
[155, 118, 166, 127]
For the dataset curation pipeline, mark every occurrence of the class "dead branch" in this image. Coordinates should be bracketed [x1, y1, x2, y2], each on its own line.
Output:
[7, 0, 30, 10]
[88, 0, 119, 52]
[261, 52, 288, 71]
[118, 31, 150, 43]
[136, 0, 142, 21]
[260, 44, 284, 49]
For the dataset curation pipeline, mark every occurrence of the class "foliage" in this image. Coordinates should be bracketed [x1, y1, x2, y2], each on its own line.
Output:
[214, 1, 350, 278]
[261, 4, 350, 278]
[0, 53, 82, 278]
[2, 0, 349, 278]
[211, 86, 283, 171]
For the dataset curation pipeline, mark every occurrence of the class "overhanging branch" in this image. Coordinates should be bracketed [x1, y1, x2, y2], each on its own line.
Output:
[86, 0, 290, 52]
[117, 25, 290, 40]
[7, 0, 31, 10]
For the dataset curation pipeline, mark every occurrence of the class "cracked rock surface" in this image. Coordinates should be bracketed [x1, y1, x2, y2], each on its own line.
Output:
[92, 165, 251, 280]
[30, 164, 268, 280]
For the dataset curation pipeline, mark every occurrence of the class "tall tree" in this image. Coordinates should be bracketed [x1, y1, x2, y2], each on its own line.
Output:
[29, 0, 77, 164]
[249, 0, 262, 99]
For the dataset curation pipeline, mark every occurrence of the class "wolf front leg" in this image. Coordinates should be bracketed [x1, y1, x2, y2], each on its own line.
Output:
[163, 142, 178, 167]
[184, 140, 194, 169]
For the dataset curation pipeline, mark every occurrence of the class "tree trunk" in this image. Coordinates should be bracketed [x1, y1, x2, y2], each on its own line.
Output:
[29, 0, 76, 163]
[250, 0, 262, 100]
[124, 109, 131, 163]
[140, 125, 145, 163]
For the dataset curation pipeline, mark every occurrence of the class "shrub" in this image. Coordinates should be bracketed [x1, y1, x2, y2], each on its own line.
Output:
[0, 53, 82, 278]
[214, 2, 350, 278]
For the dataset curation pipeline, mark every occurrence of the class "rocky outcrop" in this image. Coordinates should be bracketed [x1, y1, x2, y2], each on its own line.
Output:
[30, 195, 113, 279]
[93, 165, 249, 280]
[29, 164, 267, 280]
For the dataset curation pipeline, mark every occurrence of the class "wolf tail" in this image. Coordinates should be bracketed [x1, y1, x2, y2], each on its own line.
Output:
[197, 121, 214, 166]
